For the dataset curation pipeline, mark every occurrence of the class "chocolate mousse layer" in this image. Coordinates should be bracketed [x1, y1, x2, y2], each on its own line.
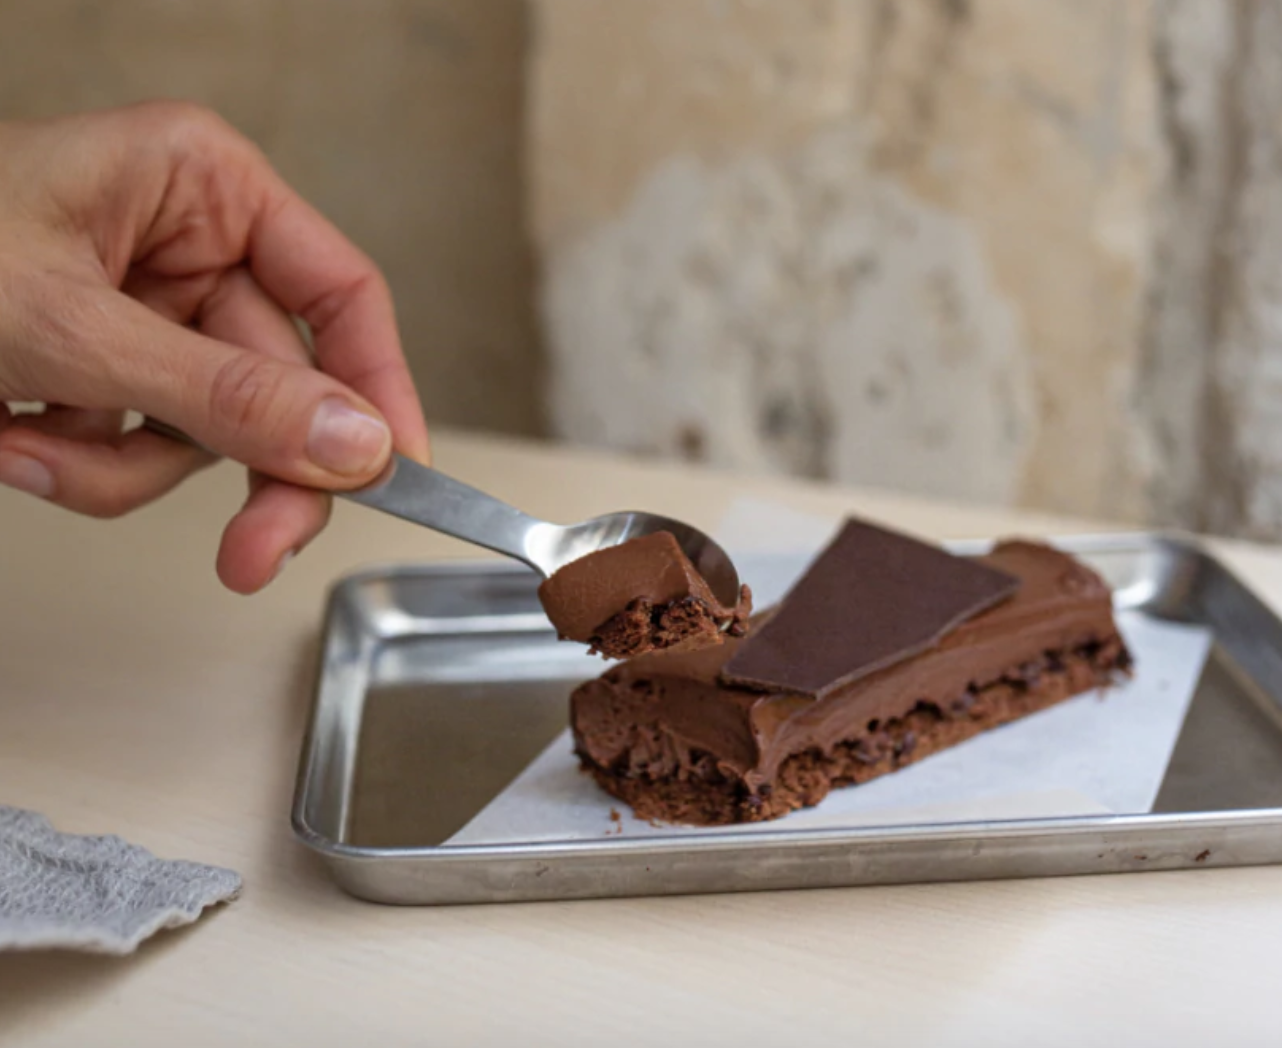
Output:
[571, 538, 1131, 825]
[537, 531, 752, 659]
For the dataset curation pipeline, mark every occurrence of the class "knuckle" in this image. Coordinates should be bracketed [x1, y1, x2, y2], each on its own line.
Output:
[40, 288, 100, 353]
[0, 272, 104, 398]
[131, 99, 229, 141]
[207, 354, 285, 437]
[129, 101, 257, 172]
[3, 269, 71, 345]
[85, 494, 135, 520]
[78, 480, 142, 520]
[300, 269, 383, 334]
[364, 267, 392, 307]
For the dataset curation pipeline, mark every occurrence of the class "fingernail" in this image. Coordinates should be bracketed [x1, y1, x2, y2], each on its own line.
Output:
[0, 452, 55, 498]
[306, 399, 390, 477]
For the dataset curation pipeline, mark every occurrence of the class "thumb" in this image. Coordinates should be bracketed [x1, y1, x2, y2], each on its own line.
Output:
[105, 296, 392, 489]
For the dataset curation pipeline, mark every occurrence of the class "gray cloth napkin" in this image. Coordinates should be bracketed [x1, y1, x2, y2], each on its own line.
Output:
[0, 806, 241, 954]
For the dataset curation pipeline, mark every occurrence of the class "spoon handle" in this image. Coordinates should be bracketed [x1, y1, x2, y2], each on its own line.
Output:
[345, 453, 547, 571]
[141, 418, 549, 573]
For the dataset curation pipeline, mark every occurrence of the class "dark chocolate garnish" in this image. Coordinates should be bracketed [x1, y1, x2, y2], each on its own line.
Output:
[721, 519, 1018, 698]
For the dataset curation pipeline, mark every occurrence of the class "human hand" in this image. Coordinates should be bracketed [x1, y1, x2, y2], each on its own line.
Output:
[0, 102, 429, 593]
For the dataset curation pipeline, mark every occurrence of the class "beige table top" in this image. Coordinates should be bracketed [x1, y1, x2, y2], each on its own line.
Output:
[3, 429, 1282, 1046]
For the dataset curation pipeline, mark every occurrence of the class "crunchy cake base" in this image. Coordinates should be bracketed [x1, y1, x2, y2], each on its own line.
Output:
[576, 637, 1132, 825]
[588, 596, 730, 659]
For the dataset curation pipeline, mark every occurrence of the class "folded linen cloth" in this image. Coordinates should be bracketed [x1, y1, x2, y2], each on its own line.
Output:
[0, 806, 241, 954]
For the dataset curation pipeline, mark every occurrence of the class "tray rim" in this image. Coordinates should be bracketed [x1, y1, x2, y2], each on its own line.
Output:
[294, 806, 1282, 863]
[292, 528, 1282, 895]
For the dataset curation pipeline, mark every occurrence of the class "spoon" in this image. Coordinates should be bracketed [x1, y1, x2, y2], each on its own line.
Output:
[142, 419, 742, 604]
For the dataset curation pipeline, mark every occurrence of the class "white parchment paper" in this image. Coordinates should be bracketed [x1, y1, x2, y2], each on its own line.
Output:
[445, 505, 1211, 845]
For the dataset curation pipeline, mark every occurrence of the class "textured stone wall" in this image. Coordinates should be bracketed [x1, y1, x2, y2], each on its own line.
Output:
[530, 0, 1282, 536]
[530, 0, 1159, 519]
[0, 0, 543, 436]
[1144, 0, 1282, 538]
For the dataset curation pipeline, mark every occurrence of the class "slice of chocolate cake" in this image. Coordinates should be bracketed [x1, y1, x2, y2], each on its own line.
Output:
[538, 531, 752, 659]
[570, 521, 1132, 825]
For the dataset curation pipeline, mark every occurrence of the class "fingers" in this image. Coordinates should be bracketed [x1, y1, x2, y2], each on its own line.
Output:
[119, 104, 429, 463]
[196, 267, 334, 589]
[21, 102, 428, 467]
[25, 286, 396, 491]
[216, 476, 332, 594]
[0, 103, 427, 593]
[0, 422, 215, 517]
[244, 181, 430, 464]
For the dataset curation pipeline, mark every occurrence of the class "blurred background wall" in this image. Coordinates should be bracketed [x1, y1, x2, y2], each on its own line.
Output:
[5, 1, 1282, 539]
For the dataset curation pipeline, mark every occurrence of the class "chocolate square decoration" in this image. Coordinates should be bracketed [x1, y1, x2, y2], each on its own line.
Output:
[722, 519, 1019, 698]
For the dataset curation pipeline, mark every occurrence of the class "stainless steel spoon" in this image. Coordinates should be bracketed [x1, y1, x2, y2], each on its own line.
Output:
[142, 419, 742, 604]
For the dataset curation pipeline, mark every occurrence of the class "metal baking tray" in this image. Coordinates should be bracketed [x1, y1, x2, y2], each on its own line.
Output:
[292, 533, 1282, 905]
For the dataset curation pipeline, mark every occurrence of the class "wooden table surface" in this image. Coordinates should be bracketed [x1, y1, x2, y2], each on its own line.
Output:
[3, 429, 1281, 1047]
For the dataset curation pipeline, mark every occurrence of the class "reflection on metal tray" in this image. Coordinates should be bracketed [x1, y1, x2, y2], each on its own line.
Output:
[292, 534, 1282, 905]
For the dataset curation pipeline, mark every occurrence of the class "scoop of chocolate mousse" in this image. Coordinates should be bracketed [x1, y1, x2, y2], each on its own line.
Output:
[537, 531, 751, 659]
